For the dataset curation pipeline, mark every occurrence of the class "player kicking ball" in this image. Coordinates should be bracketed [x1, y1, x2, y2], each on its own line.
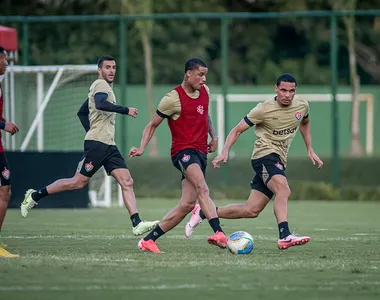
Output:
[185, 73, 323, 250]
[129, 58, 226, 253]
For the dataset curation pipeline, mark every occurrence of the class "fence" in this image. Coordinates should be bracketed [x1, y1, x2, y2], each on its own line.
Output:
[1, 10, 380, 188]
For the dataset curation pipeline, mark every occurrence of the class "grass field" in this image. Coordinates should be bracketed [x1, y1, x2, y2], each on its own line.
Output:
[1, 199, 379, 300]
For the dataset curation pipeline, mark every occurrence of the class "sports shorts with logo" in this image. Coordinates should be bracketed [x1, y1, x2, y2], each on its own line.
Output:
[172, 148, 207, 181]
[250, 152, 286, 199]
[0, 152, 11, 186]
[77, 140, 127, 178]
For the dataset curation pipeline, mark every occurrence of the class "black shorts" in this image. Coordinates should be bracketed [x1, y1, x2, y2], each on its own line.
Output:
[172, 148, 207, 181]
[250, 153, 286, 199]
[0, 152, 10, 186]
[77, 140, 127, 178]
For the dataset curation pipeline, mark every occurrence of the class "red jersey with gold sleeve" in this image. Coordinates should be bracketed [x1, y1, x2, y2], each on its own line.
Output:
[156, 85, 209, 157]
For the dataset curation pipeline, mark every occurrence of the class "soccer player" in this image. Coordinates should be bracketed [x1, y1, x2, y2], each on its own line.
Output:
[0, 46, 20, 258]
[185, 73, 323, 250]
[129, 57, 227, 253]
[21, 55, 159, 236]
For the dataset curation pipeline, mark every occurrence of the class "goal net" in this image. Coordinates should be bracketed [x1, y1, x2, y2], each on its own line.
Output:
[211, 93, 374, 156]
[3, 65, 114, 207]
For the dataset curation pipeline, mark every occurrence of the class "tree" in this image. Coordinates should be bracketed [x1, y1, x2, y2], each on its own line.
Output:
[355, 18, 380, 83]
[332, 0, 363, 156]
[120, 0, 158, 156]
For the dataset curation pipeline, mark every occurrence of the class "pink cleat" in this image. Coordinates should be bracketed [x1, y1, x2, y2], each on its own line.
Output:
[207, 231, 227, 249]
[277, 234, 310, 250]
[184, 204, 203, 238]
[138, 238, 164, 253]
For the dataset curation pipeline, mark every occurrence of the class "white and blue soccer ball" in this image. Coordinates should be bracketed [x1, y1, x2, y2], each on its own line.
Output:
[227, 231, 254, 255]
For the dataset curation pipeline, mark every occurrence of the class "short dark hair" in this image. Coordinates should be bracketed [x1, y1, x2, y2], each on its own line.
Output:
[0, 46, 7, 56]
[184, 58, 207, 73]
[97, 55, 115, 68]
[276, 73, 297, 86]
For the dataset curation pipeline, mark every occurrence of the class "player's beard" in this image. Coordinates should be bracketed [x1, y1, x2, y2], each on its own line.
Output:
[102, 71, 114, 84]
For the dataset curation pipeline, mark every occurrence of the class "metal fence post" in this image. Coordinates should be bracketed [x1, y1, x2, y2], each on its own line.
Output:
[330, 13, 339, 188]
[221, 16, 229, 185]
[119, 17, 127, 156]
[22, 21, 29, 65]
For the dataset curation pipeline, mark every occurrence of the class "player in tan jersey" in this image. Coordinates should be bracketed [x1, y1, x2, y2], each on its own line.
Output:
[185, 74, 323, 250]
[21, 56, 159, 236]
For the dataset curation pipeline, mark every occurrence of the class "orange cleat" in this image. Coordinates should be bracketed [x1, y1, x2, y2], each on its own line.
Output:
[138, 238, 164, 253]
[207, 231, 227, 249]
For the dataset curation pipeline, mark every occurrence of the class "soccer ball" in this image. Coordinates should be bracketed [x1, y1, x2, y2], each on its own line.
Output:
[227, 231, 254, 255]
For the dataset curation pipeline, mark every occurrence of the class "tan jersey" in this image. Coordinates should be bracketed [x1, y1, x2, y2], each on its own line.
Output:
[246, 95, 310, 166]
[157, 85, 210, 120]
[85, 79, 116, 145]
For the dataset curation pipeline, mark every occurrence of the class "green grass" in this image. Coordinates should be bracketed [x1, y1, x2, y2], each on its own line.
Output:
[1, 199, 379, 300]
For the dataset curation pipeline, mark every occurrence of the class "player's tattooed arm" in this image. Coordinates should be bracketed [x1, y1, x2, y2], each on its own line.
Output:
[77, 98, 90, 132]
[208, 115, 218, 153]
[208, 114, 217, 139]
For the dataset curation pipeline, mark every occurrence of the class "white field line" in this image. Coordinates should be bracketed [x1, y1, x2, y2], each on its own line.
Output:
[1, 281, 379, 292]
[2, 234, 379, 241]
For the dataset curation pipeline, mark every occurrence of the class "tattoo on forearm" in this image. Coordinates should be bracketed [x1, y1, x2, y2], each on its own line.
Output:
[208, 115, 216, 139]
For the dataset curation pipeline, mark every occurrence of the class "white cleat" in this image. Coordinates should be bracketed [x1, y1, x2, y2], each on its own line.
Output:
[185, 204, 203, 238]
[132, 220, 160, 236]
[20, 189, 38, 218]
[277, 234, 311, 250]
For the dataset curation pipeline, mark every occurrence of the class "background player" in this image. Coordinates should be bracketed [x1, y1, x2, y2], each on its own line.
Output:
[21, 55, 159, 236]
[0, 46, 20, 258]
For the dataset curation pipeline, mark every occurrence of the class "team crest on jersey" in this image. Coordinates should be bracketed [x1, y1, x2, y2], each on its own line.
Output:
[275, 162, 284, 170]
[85, 161, 94, 172]
[295, 112, 302, 120]
[2, 168, 10, 180]
[182, 154, 191, 163]
[197, 105, 204, 115]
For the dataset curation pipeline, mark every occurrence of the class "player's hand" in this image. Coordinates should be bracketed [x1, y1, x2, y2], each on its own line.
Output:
[4, 122, 19, 135]
[212, 152, 229, 169]
[208, 137, 218, 153]
[128, 107, 138, 118]
[308, 150, 323, 169]
[129, 146, 144, 158]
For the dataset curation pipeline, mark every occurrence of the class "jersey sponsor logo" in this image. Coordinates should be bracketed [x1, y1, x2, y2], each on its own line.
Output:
[181, 154, 191, 163]
[295, 112, 302, 120]
[2, 167, 10, 180]
[85, 161, 94, 172]
[197, 105, 204, 115]
[272, 127, 298, 135]
[275, 162, 284, 170]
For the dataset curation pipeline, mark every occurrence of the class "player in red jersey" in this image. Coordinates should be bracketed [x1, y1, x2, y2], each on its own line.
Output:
[0, 46, 20, 258]
[129, 58, 227, 253]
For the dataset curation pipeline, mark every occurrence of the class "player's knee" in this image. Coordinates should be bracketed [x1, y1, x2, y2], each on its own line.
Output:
[71, 178, 88, 190]
[245, 207, 260, 218]
[0, 187, 11, 202]
[179, 202, 195, 214]
[277, 185, 291, 200]
[120, 177, 134, 190]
